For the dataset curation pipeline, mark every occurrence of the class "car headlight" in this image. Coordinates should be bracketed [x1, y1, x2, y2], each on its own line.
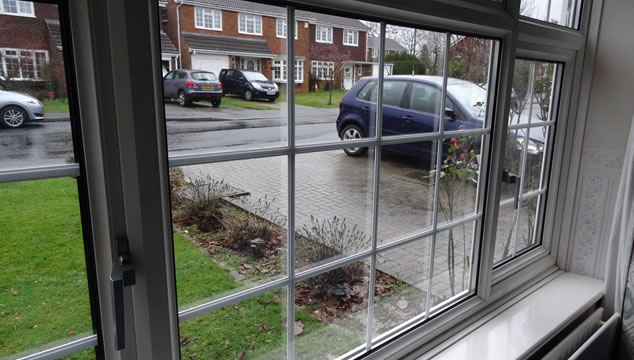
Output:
[252, 82, 263, 90]
[273, 83, 279, 90]
[25, 99, 39, 105]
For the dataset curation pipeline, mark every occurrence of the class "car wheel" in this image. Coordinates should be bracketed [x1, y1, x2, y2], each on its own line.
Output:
[243, 90, 253, 101]
[341, 124, 367, 157]
[211, 100, 221, 107]
[178, 90, 190, 107]
[1, 105, 26, 129]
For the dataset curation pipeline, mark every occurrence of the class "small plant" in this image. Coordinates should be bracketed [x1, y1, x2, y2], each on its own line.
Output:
[168, 168, 186, 207]
[178, 176, 231, 232]
[296, 216, 369, 298]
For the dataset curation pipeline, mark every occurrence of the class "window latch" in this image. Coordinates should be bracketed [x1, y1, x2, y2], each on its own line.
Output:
[502, 170, 521, 210]
[110, 237, 136, 351]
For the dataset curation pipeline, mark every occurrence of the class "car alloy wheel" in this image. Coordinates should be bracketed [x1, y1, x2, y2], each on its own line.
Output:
[243, 90, 253, 101]
[178, 91, 186, 107]
[1, 106, 25, 128]
[341, 124, 367, 156]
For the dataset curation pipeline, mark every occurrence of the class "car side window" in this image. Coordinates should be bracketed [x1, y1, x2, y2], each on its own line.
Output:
[234, 71, 245, 81]
[224, 70, 233, 78]
[446, 99, 467, 121]
[409, 82, 441, 114]
[164, 71, 176, 80]
[177, 72, 187, 79]
[357, 80, 375, 100]
[368, 80, 408, 108]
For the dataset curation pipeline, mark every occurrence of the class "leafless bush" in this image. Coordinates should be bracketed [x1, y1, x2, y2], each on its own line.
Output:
[168, 168, 186, 207]
[296, 216, 369, 296]
[179, 176, 231, 232]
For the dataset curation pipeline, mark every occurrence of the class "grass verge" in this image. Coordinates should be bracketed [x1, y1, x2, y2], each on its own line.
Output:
[42, 98, 69, 113]
[278, 89, 345, 108]
[219, 97, 277, 110]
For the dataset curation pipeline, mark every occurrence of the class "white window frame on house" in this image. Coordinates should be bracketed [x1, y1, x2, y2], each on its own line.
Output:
[272, 59, 303, 83]
[372, 48, 378, 58]
[239, 57, 261, 72]
[194, 7, 222, 31]
[311, 60, 334, 80]
[343, 29, 359, 46]
[0, 0, 35, 17]
[315, 25, 333, 43]
[238, 13, 262, 35]
[0, 48, 49, 80]
[276, 18, 298, 39]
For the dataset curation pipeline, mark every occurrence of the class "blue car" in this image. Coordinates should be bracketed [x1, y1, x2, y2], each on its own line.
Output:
[336, 75, 487, 157]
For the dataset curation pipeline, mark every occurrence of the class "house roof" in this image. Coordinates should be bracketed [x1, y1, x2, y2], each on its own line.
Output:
[367, 36, 407, 52]
[161, 31, 179, 55]
[181, 0, 368, 30]
[45, 19, 62, 49]
[182, 32, 273, 56]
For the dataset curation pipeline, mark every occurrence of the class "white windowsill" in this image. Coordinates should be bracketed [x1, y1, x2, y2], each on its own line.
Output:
[424, 272, 604, 360]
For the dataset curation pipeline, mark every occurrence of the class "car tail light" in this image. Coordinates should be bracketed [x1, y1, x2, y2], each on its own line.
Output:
[218, 82, 222, 88]
[186, 81, 196, 87]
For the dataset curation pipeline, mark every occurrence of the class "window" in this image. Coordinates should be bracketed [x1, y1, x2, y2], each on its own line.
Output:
[372, 48, 378, 58]
[409, 82, 442, 114]
[343, 29, 359, 46]
[238, 13, 262, 35]
[276, 18, 298, 39]
[311, 60, 334, 80]
[194, 7, 221, 30]
[357, 65, 362, 76]
[520, 0, 581, 28]
[239, 57, 261, 72]
[315, 25, 333, 43]
[272, 59, 303, 82]
[0, 48, 48, 80]
[0, 0, 34, 16]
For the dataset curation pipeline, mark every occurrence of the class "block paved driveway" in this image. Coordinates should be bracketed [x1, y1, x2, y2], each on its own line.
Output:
[183, 149, 528, 303]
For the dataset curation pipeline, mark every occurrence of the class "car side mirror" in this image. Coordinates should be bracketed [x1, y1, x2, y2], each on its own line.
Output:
[445, 108, 456, 120]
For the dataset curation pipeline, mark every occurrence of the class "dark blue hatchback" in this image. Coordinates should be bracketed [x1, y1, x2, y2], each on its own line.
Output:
[336, 75, 487, 157]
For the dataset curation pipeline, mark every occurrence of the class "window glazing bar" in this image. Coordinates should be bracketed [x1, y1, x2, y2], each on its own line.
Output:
[286, 6, 296, 360]
[507, 121, 555, 130]
[0, 164, 80, 184]
[16, 335, 98, 360]
[499, 188, 547, 207]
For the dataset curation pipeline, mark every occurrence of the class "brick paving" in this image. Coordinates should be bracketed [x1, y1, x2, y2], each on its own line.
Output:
[182, 150, 531, 303]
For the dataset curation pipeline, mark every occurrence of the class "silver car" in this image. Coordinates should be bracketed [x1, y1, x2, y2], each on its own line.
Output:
[0, 90, 45, 128]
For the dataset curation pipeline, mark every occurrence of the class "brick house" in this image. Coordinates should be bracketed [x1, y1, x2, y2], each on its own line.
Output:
[0, 1, 66, 98]
[158, 0, 181, 75]
[163, 0, 372, 93]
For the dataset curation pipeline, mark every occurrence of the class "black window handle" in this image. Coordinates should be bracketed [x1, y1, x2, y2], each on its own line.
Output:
[502, 170, 521, 210]
[109, 237, 136, 351]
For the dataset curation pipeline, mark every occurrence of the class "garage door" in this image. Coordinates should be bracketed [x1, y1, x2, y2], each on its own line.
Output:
[191, 54, 229, 77]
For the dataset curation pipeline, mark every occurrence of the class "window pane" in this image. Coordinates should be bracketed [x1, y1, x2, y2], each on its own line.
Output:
[295, 149, 375, 272]
[171, 157, 287, 308]
[295, 262, 369, 359]
[523, 126, 549, 193]
[0, 178, 93, 358]
[494, 202, 517, 263]
[520, 0, 581, 29]
[515, 196, 540, 254]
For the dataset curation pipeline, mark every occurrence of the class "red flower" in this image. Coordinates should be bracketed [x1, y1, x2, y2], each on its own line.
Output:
[449, 138, 457, 145]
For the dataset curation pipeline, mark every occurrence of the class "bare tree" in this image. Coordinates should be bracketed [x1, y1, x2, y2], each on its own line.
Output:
[310, 44, 354, 105]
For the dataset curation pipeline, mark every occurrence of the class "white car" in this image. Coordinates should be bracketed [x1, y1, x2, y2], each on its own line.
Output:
[0, 90, 45, 128]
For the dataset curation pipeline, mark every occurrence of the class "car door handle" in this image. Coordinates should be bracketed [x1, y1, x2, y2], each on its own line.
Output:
[362, 106, 370, 112]
[402, 115, 413, 123]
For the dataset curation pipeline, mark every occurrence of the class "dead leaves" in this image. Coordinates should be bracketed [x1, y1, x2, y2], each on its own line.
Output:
[293, 320, 304, 336]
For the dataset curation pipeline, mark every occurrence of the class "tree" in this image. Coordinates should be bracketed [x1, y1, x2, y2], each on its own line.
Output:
[385, 52, 425, 75]
[309, 43, 354, 105]
[421, 31, 446, 76]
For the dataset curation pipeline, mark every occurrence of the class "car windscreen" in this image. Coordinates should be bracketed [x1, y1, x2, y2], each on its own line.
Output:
[191, 72, 217, 81]
[243, 72, 269, 82]
[448, 82, 487, 119]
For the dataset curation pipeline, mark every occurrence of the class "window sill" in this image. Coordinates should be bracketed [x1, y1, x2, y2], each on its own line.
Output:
[423, 272, 603, 359]
[0, 12, 35, 18]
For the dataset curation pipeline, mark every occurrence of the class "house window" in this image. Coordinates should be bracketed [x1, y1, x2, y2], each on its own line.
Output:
[0, 48, 49, 80]
[357, 65, 362, 76]
[272, 59, 303, 82]
[0, 0, 34, 16]
[372, 48, 378, 58]
[238, 13, 262, 35]
[343, 29, 358, 46]
[239, 57, 261, 72]
[315, 25, 333, 43]
[194, 7, 221, 30]
[311, 60, 334, 80]
[276, 18, 298, 39]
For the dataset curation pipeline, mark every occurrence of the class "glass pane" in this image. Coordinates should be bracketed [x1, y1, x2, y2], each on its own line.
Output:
[373, 239, 431, 339]
[377, 142, 435, 245]
[295, 262, 369, 359]
[520, 0, 580, 29]
[163, 4, 288, 155]
[515, 197, 540, 254]
[295, 150, 374, 272]
[382, 25, 446, 136]
[532, 61, 557, 123]
[429, 221, 475, 308]
[170, 157, 287, 308]
[0, 2, 75, 171]
[494, 202, 517, 264]
[508, 59, 533, 126]
[501, 129, 525, 201]
[0, 178, 93, 358]
[523, 126, 549, 193]
[179, 290, 287, 360]
[299, 14, 379, 146]
[446, 35, 493, 131]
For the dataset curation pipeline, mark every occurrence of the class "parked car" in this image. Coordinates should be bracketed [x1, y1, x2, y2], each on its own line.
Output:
[163, 69, 222, 107]
[218, 69, 279, 102]
[0, 90, 44, 129]
[336, 75, 487, 157]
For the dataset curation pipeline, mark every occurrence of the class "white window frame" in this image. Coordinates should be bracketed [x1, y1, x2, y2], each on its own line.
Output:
[315, 25, 333, 43]
[272, 59, 303, 83]
[0, 0, 34, 17]
[372, 48, 378, 58]
[239, 57, 261, 72]
[311, 60, 334, 80]
[0, 48, 49, 81]
[238, 13, 262, 35]
[194, 7, 222, 31]
[276, 18, 298, 40]
[343, 29, 359, 46]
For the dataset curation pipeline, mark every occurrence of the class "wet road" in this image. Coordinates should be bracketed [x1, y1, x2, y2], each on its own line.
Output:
[0, 120, 339, 170]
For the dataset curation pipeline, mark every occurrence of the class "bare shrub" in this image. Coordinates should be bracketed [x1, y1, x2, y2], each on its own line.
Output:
[169, 168, 186, 207]
[296, 216, 368, 296]
[221, 195, 286, 255]
[179, 176, 232, 232]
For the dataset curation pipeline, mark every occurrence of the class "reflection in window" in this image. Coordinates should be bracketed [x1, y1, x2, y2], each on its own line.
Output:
[520, 0, 580, 28]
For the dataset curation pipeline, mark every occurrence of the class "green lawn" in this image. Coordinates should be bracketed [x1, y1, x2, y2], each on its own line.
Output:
[42, 99, 69, 113]
[278, 89, 345, 108]
[217, 97, 277, 110]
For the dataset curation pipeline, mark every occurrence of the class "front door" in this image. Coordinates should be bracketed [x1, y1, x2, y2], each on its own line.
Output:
[343, 64, 354, 90]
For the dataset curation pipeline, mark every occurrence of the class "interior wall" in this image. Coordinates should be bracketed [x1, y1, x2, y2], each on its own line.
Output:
[565, 0, 634, 278]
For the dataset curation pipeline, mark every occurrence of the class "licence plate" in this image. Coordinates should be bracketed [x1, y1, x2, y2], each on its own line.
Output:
[202, 85, 214, 89]
[267, 90, 276, 95]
